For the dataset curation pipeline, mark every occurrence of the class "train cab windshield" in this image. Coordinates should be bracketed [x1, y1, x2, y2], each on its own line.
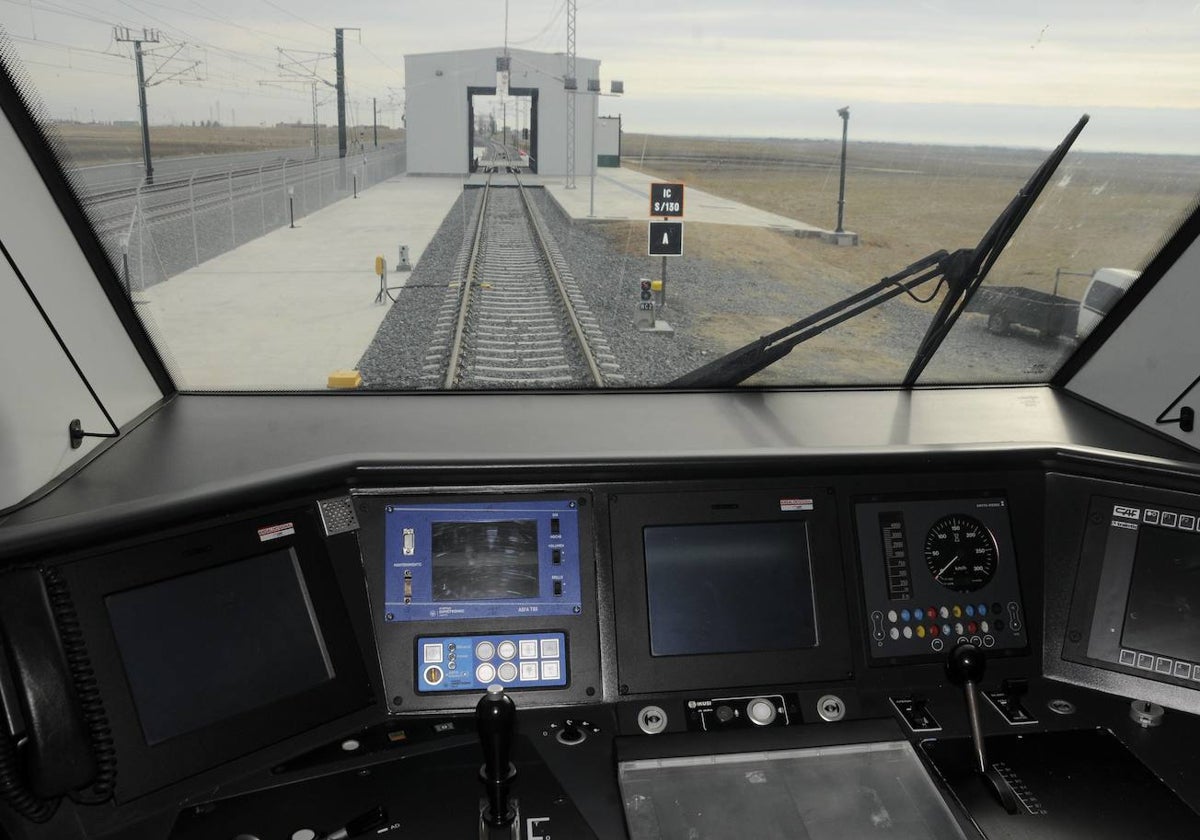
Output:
[1, 1, 1197, 392]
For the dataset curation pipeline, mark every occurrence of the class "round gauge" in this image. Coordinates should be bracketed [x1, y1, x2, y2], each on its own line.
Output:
[924, 514, 998, 592]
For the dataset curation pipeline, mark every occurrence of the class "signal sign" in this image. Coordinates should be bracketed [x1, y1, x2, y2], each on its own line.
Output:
[650, 183, 684, 217]
[648, 221, 683, 256]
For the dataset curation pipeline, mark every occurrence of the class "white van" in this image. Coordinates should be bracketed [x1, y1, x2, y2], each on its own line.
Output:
[1077, 268, 1140, 337]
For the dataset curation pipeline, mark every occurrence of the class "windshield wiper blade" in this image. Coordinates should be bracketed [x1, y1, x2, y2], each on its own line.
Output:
[902, 114, 1089, 385]
[670, 115, 1089, 390]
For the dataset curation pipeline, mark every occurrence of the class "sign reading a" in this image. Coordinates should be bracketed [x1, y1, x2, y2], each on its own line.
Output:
[648, 221, 684, 256]
[650, 182, 685, 218]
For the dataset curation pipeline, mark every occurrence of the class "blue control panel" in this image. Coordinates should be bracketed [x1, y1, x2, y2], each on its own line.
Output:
[383, 499, 582, 622]
[416, 632, 568, 693]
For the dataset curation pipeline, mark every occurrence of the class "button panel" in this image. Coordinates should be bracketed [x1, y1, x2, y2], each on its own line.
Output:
[417, 631, 568, 693]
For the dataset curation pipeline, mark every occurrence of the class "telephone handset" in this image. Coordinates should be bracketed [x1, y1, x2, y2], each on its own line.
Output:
[0, 568, 100, 821]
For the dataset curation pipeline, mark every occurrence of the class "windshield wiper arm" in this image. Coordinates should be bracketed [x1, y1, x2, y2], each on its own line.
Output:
[670, 115, 1089, 390]
[902, 114, 1089, 385]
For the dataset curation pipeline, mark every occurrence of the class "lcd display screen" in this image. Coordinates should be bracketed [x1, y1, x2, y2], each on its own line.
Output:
[106, 548, 335, 745]
[1122, 525, 1200, 661]
[431, 520, 539, 600]
[644, 521, 817, 657]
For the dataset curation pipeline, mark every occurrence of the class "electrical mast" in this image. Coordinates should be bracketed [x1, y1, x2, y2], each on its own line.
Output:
[564, 0, 577, 188]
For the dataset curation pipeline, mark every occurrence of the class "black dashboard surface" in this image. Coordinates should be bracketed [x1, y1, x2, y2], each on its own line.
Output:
[3, 387, 1200, 840]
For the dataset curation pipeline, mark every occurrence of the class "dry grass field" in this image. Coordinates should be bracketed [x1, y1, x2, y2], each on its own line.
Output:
[50, 123, 405, 166]
[617, 133, 1200, 384]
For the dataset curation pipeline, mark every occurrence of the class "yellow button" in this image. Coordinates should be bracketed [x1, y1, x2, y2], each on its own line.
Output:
[916, 625, 926, 638]
[952, 605, 962, 618]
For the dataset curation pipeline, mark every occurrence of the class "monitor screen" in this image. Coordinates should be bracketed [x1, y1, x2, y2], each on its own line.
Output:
[431, 519, 540, 600]
[643, 521, 817, 657]
[1122, 525, 1200, 662]
[106, 548, 335, 745]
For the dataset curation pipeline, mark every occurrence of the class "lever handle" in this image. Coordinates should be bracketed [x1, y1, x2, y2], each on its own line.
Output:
[476, 685, 516, 783]
[476, 685, 517, 827]
[946, 642, 1019, 814]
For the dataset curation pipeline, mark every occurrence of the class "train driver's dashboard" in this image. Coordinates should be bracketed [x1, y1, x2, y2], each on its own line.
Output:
[5, 389, 1200, 840]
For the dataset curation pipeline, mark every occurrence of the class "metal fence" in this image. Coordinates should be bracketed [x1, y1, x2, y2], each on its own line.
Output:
[83, 146, 406, 293]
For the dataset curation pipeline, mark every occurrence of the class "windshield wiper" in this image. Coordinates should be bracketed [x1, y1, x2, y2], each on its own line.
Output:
[670, 114, 1090, 389]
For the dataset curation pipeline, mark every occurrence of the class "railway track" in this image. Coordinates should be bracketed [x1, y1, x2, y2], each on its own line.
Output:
[424, 150, 621, 389]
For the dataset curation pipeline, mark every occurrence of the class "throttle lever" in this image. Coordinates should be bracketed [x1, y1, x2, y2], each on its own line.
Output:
[946, 642, 1019, 814]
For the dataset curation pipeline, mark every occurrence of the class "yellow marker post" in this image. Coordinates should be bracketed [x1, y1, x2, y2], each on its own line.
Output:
[328, 370, 362, 389]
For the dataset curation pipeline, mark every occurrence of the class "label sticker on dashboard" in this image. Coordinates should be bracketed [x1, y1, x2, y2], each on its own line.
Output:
[780, 498, 814, 511]
[257, 522, 295, 541]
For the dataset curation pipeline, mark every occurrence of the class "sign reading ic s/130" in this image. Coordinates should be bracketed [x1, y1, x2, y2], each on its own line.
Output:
[650, 183, 684, 217]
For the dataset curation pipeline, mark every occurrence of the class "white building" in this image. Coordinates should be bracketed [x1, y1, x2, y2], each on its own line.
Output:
[404, 47, 615, 176]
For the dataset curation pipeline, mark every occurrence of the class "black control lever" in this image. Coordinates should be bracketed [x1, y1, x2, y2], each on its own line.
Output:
[476, 685, 518, 827]
[946, 642, 1020, 814]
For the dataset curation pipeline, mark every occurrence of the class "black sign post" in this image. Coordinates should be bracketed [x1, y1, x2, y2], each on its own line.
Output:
[649, 183, 685, 308]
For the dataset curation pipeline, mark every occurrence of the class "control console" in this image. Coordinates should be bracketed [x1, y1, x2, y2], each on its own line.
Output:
[354, 492, 602, 713]
[855, 495, 1028, 660]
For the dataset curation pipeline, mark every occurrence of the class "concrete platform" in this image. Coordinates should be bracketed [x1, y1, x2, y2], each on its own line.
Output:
[542, 166, 832, 236]
[138, 175, 464, 390]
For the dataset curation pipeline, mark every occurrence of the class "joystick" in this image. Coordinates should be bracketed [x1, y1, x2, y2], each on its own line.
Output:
[945, 642, 1019, 814]
[476, 685, 518, 828]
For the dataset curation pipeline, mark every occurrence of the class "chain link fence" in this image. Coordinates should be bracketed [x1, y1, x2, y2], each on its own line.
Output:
[85, 146, 406, 294]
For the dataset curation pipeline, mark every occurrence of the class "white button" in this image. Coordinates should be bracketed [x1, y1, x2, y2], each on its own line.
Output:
[520, 662, 539, 681]
[540, 637, 561, 659]
[475, 641, 495, 661]
[981, 620, 990, 634]
[423, 643, 444, 664]
[519, 639, 538, 659]
[889, 627, 900, 640]
[541, 660, 561, 681]
[954, 623, 964, 636]
[497, 641, 517, 660]
[497, 662, 518, 682]
[340, 739, 360, 752]
[476, 663, 496, 683]
[887, 610, 898, 623]
[902, 626, 913, 639]
[293, 831, 318, 840]
[1118, 650, 1136, 666]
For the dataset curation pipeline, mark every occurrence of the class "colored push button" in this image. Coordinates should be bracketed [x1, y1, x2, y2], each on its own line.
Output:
[965, 605, 975, 618]
[888, 610, 898, 623]
[929, 624, 940, 637]
[916, 625, 926, 638]
[900, 609, 911, 622]
[939, 606, 950, 619]
[977, 603, 987, 616]
[952, 605, 963, 619]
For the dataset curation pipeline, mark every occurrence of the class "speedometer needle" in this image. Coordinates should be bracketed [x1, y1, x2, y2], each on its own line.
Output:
[936, 556, 959, 580]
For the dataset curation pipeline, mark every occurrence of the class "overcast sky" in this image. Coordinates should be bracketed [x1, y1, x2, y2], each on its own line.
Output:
[2, 0, 1198, 152]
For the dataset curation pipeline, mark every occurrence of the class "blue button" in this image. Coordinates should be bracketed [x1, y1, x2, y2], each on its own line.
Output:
[965, 605, 975, 617]
[977, 604, 987, 616]
[901, 609, 911, 622]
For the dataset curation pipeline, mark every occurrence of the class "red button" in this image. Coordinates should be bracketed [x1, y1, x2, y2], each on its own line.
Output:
[967, 622, 977, 634]
[929, 624, 940, 637]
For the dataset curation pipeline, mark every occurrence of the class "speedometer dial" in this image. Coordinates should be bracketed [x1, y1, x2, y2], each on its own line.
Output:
[923, 514, 998, 592]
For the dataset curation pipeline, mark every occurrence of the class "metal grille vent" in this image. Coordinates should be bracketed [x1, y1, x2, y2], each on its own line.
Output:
[317, 497, 359, 536]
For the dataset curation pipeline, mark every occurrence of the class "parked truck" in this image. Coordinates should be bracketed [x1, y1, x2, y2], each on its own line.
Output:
[967, 267, 1139, 339]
